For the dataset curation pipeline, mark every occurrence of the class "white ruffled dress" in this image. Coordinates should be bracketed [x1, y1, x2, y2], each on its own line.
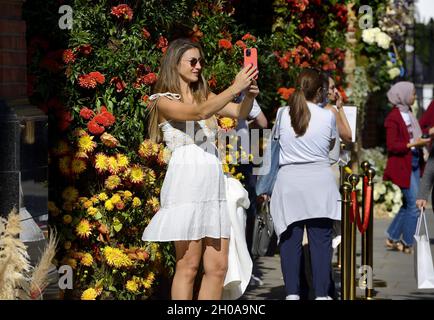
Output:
[142, 93, 230, 241]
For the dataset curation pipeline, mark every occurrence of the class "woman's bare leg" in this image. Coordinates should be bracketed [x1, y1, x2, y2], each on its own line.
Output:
[171, 240, 202, 300]
[198, 237, 229, 300]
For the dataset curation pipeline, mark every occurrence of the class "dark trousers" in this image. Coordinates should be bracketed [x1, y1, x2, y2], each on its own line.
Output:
[280, 218, 333, 298]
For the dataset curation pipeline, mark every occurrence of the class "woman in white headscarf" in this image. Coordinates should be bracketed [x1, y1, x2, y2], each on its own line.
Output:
[383, 82, 430, 253]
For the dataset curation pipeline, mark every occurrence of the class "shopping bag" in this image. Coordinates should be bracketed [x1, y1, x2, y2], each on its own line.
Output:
[251, 200, 274, 258]
[414, 208, 434, 289]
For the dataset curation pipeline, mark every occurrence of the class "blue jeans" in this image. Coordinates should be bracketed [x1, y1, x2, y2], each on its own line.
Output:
[386, 153, 420, 246]
[280, 218, 333, 298]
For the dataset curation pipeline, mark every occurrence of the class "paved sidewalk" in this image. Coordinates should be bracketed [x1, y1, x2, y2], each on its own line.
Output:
[242, 208, 434, 300]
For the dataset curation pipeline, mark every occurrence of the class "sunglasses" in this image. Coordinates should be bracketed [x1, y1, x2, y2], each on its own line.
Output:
[185, 57, 205, 67]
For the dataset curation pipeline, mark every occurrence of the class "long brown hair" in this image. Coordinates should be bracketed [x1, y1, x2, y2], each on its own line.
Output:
[148, 38, 212, 143]
[288, 68, 328, 136]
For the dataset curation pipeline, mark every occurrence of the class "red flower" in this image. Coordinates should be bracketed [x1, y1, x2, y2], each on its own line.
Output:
[312, 42, 321, 51]
[303, 36, 313, 46]
[110, 77, 126, 93]
[241, 33, 257, 42]
[142, 73, 157, 85]
[141, 95, 149, 105]
[99, 107, 116, 126]
[88, 71, 105, 84]
[79, 107, 95, 120]
[78, 74, 97, 89]
[88, 120, 105, 135]
[208, 75, 217, 88]
[277, 87, 295, 100]
[111, 4, 133, 21]
[78, 44, 92, 55]
[115, 201, 125, 210]
[62, 49, 76, 64]
[142, 28, 151, 39]
[235, 40, 246, 50]
[218, 39, 232, 50]
[189, 25, 204, 42]
[156, 36, 168, 51]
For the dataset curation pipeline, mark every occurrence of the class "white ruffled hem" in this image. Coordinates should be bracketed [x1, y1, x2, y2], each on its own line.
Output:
[142, 200, 230, 242]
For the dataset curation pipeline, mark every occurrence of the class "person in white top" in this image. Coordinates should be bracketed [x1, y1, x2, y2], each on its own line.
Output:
[260, 68, 340, 300]
[142, 38, 259, 300]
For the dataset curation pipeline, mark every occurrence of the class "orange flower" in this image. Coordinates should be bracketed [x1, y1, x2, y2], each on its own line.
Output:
[62, 49, 75, 64]
[241, 33, 256, 42]
[235, 40, 246, 50]
[218, 39, 232, 50]
[100, 132, 119, 148]
[110, 4, 133, 21]
[277, 87, 295, 101]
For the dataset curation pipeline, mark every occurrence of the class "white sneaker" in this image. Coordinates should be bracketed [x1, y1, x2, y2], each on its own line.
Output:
[285, 294, 300, 300]
[315, 296, 332, 300]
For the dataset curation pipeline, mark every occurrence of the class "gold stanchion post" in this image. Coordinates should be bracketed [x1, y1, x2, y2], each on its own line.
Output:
[365, 167, 376, 299]
[348, 174, 359, 300]
[340, 183, 352, 300]
[360, 161, 370, 295]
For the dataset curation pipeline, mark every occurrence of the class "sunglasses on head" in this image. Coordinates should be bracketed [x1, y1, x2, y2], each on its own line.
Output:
[186, 57, 205, 67]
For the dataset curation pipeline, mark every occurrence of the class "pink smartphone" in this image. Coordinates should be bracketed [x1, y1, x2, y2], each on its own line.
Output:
[244, 48, 258, 80]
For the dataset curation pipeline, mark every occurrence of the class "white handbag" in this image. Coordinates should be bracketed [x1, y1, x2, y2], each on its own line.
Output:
[414, 208, 434, 289]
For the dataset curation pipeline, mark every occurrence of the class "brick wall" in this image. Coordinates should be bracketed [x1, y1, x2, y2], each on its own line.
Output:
[0, 0, 27, 101]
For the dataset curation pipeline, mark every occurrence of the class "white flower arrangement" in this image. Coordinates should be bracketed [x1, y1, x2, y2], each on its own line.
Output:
[360, 147, 403, 218]
[361, 27, 391, 49]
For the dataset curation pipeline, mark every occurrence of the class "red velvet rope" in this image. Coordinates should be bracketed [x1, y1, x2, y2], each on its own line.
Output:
[350, 176, 373, 234]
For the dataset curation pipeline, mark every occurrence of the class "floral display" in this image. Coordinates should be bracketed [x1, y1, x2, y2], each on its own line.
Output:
[23, 0, 413, 299]
[360, 147, 403, 218]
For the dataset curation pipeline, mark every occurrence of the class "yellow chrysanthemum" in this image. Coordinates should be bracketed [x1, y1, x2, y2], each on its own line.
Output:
[65, 258, 77, 269]
[157, 147, 171, 165]
[59, 156, 71, 176]
[81, 288, 98, 300]
[94, 153, 108, 173]
[48, 201, 60, 216]
[90, 196, 99, 205]
[222, 163, 230, 174]
[132, 197, 142, 207]
[103, 246, 133, 268]
[76, 219, 93, 238]
[146, 197, 160, 213]
[104, 200, 114, 211]
[138, 140, 159, 159]
[63, 214, 72, 224]
[123, 190, 132, 199]
[105, 175, 121, 190]
[83, 200, 93, 209]
[142, 279, 152, 289]
[147, 271, 155, 282]
[107, 156, 120, 174]
[110, 194, 121, 205]
[100, 132, 119, 148]
[130, 166, 145, 184]
[126, 280, 139, 293]
[78, 197, 88, 204]
[62, 186, 79, 203]
[145, 168, 156, 185]
[78, 134, 96, 154]
[218, 117, 236, 130]
[87, 206, 99, 216]
[98, 192, 108, 201]
[63, 241, 72, 250]
[81, 253, 93, 266]
[116, 153, 129, 169]
[71, 158, 87, 174]
[62, 202, 73, 212]
[53, 140, 70, 156]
